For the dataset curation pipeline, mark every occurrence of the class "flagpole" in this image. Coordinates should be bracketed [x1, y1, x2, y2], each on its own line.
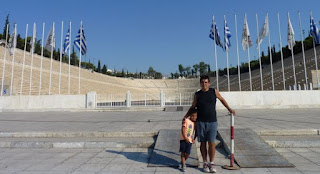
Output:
[235, 14, 241, 91]
[59, 21, 63, 95]
[298, 11, 308, 86]
[29, 23, 36, 95]
[247, 47, 252, 91]
[79, 21, 82, 94]
[49, 22, 54, 95]
[68, 21, 71, 95]
[244, 13, 253, 91]
[288, 13, 297, 89]
[1, 24, 9, 96]
[226, 51, 230, 91]
[224, 15, 230, 91]
[310, 11, 319, 90]
[312, 36, 320, 89]
[213, 16, 219, 90]
[277, 12, 286, 90]
[267, 13, 275, 91]
[39, 23, 45, 95]
[215, 34, 219, 91]
[256, 13, 264, 91]
[9, 24, 17, 96]
[291, 48, 297, 89]
[20, 24, 28, 95]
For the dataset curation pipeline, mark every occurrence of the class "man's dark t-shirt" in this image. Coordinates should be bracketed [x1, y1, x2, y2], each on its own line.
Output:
[195, 88, 217, 122]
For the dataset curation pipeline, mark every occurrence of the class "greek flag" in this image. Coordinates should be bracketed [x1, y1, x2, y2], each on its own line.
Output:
[74, 23, 87, 55]
[63, 26, 71, 55]
[310, 15, 320, 44]
[224, 17, 231, 51]
[209, 16, 223, 48]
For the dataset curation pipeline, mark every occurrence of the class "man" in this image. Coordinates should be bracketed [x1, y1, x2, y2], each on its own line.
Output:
[185, 75, 235, 173]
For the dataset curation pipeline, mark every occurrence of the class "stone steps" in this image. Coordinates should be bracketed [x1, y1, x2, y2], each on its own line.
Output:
[0, 131, 157, 149]
[0, 137, 155, 149]
[261, 135, 320, 148]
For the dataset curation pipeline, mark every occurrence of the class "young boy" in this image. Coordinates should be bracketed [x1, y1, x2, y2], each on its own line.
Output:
[179, 108, 197, 172]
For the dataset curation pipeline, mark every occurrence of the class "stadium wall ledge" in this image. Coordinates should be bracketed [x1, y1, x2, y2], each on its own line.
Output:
[0, 90, 319, 112]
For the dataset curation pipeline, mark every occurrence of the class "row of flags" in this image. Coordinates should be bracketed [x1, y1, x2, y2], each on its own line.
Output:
[6, 22, 87, 57]
[209, 13, 320, 52]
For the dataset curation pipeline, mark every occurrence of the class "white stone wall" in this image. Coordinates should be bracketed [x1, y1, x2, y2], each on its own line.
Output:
[0, 90, 319, 111]
[218, 91, 320, 109]
[0, 95, 86, 111]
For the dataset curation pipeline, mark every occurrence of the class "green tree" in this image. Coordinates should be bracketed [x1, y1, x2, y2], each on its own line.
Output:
[16, 34, 24, 50]
[3, 14, 10, 42]
[34, 40, 41, 55]
[96, 60, 101, 73]
[199, 61, 208, 75]
[178, 64, 184, 76]
[193, 64, 199, 77]
[121, 68, 125, 77]
[185, 66, 191, 77]
[102, 65, 107, 74]
[147, 66, 156, 77]
[70, 46, 78, 66]
[155, 72, 163, 79]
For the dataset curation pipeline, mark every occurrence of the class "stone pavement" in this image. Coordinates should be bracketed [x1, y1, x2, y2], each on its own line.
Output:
[0, 108, 319, 132]
[1, 147, 320, 173]
[0, 108, 319, 173]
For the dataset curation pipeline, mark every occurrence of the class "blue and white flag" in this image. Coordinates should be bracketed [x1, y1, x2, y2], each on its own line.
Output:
[209, 16, 223, 48]
[63, 26, 71, 55]
[310, 14, 320, 44]
[224, 16, 231, 51]
[74, 23, 87, 55]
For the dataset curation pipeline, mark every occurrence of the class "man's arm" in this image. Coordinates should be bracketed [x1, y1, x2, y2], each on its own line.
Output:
[215, 89, 235, 115]
[183, 93, 197, 119]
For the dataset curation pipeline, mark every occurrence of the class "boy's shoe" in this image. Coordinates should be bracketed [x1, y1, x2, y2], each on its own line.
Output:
[182, 164, 187, 172]
[209, 162, 217, 173]
[203, 162, 210, 173]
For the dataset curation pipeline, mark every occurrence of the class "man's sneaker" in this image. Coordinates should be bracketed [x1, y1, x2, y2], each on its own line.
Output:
[203, 162, 210, 173]
[209, 162, 217, 173]
[182, 164, 187, 172]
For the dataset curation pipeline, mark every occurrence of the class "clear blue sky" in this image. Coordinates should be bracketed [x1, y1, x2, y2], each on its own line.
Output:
[1, 0, 320, 75]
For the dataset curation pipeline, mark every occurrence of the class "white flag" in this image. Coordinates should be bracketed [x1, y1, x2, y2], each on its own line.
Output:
[287, 13, 295, 50]
[256, 14, 269, 46]
[8, 24, 17, 56]
[30, 23, 36, 54]
[45, 26, 55, 51]
[241, 14, 252, 50]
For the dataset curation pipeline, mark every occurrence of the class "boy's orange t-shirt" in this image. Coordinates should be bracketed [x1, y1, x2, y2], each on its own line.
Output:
[180, 118, 195, 142]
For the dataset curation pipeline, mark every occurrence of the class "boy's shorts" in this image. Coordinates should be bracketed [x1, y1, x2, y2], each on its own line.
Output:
[197, 121, 218, 142]
[179, 140, 192, 154]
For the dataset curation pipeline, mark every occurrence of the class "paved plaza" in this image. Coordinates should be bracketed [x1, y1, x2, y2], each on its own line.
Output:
[0, 108, 319, 173]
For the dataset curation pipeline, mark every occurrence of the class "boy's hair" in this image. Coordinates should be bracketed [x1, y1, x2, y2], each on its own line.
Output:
[187, 107, 197, 116]
[200, 75, 210, 83]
